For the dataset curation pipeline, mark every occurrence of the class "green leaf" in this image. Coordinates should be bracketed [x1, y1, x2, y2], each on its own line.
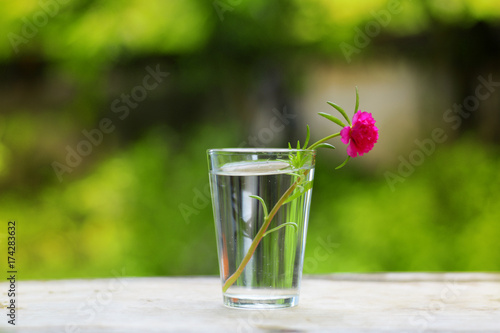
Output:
[283, 180, 313, 204]
[318, 112, 346, 128]
[354, 86, 359, 116]
[249, 195, 268, 219]
[287, 172, 303, 179]
[302, 180, 313, 192]
[263, 222, 298, 237]
[315, 143, 336, 150]
[284, 189, 304, 204]
[335, 156, 351, 169]
[326, 102, 351, 126]
[303, 125, 310, 149]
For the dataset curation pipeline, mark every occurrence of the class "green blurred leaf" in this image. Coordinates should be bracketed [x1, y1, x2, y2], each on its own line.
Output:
[326, 102, 351, 126]
[318, 112, 346, 128]
[315, 143, 336, 150]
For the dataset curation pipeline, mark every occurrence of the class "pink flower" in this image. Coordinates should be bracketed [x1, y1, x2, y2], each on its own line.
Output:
[340, 111, 378, 158]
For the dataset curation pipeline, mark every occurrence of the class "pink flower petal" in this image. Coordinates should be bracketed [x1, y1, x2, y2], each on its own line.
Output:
[340, 126, 351, 145]
[341, 111, 378, 158]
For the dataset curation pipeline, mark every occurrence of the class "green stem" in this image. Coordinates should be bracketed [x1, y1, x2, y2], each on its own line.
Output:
[221, 170, 310, 293]
[308, 132, 341, 150]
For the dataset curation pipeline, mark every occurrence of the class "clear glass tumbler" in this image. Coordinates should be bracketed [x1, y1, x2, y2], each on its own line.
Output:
[207, 148, 315, 309]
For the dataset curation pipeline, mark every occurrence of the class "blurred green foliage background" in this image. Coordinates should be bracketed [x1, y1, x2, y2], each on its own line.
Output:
[1, 0, 500, 279]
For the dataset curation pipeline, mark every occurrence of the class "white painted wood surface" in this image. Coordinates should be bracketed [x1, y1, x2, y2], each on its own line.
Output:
[1, 273, 500, 332]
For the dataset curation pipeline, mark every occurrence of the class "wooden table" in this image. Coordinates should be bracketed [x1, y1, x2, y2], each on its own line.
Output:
[1, 273, 500, 332]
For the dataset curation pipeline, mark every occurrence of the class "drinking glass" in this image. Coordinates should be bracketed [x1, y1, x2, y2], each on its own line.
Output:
[207, 148, 315, 309]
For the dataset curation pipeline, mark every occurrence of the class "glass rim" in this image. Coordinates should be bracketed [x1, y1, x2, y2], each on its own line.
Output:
[207, 148, 316, 154]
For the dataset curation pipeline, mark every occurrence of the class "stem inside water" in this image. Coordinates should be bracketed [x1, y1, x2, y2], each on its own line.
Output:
[221, 169, 311, 292]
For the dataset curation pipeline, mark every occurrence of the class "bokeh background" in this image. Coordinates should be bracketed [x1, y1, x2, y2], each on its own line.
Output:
[1, 0, 500, 280]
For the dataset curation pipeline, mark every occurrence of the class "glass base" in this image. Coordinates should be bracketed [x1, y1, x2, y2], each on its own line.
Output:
[223, 294, 299, 309]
